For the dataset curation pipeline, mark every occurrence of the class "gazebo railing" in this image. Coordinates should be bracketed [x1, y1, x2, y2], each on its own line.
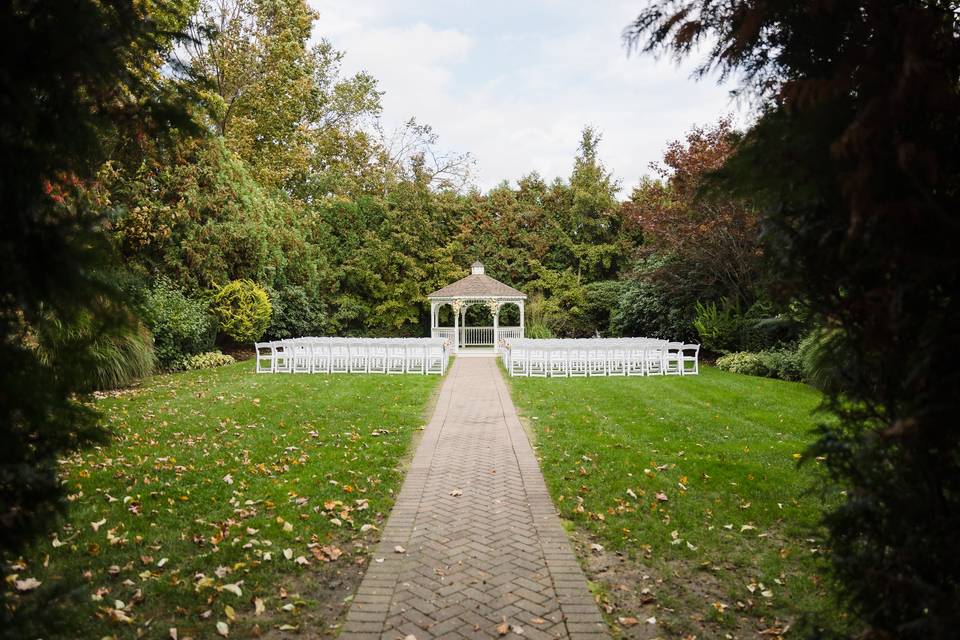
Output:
[432, 327, 456, 342]
[431, 326, 525, 347]
[461, 326, 494, 346]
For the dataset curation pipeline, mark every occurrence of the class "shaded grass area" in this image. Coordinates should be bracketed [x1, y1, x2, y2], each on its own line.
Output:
[507, 365, 847, 638]
[9, 362, 441, 639]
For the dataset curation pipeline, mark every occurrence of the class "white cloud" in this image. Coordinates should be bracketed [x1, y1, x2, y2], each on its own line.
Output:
[308, 0, 748, 195]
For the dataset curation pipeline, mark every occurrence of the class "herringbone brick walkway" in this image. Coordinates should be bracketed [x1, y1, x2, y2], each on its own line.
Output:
[339, 357, 607, 640]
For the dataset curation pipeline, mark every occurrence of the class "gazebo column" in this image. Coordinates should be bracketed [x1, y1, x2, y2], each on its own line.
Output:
[453, 304, 460, 353]
[493, 303, 499, 349]
[519, 300, 525, 337]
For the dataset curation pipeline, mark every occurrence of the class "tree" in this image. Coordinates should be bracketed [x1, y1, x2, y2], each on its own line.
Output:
[377, 117, 475, 195]
[182, 0, 382, 192]
[0, 0, 194, 561]
[626, 2, 960, 637]
[625, 119, 763, 308]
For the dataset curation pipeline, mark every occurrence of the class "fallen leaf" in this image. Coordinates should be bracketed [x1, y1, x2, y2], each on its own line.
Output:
[91, 518, 107, 532]
[222, 582, 243, 597]
[645, 616, 657, 624]
[655, 492, 668, 502]
[618, 616, 639, 627]
[449, 489, 462, 497]
[223, 474, 233, 485]
[169, 628, 178, 640]
[394, 545, 406, 554]
[224, 605, 236, 621]
[283, 548, 293, 560]
[589, 543, 604, 553]
[496, 617, 510, 635]
[530, 617, 546, 625]
[216, 620, 229, 637]
[254, 597, 265, 616]
[14, 577, 42, 592]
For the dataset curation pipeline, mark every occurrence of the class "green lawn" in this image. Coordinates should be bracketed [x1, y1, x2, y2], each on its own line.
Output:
[11, 362, 442, 639]
[507, 365, 846, 638]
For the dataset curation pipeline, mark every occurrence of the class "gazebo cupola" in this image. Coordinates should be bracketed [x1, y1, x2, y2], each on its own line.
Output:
[428, 262, 526, 352]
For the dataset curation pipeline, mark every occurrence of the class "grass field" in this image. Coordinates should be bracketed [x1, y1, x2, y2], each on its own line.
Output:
[10, 362, 442, 639]
[507, 365, 847, 639]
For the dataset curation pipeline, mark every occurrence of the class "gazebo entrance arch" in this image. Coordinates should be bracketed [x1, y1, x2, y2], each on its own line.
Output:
[428, 262, 526, 352]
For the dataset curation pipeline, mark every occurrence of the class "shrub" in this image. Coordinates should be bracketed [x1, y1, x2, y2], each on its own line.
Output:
[693, 301, 741, 353]
[34, 313, 156, 391]
[758, 348, 804, 382]
[716, 348, 805, 382]
[525, 323, 555, 339]
[182, 350, 234, 371]
[715, 351, 770, 377]
[210, 279, 272, 344]
[142, 279, 217, 369]
[264, 285, 326, 340]
[579, 280, 624, 336]
[611, 277, 697, 341]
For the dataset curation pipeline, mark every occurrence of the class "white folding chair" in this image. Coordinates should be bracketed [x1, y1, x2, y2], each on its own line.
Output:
[292, 341, 311, 373]
[681, 343, 700, 375]
[387, 344, 406, 374]
[310, 341, 330, 373]
[664, 341, 683, 375]
[407, 344, 426, 374]
[528, 347, 547, 377]
[255, 342, 274, 373]
[330, 343, 349, 373]
[549, 347, 569, 377]
[568, 346, 588, 377]
[607, 344, 627, 376]
[645, 344, 664, 375]
[274, 342, 292, 373]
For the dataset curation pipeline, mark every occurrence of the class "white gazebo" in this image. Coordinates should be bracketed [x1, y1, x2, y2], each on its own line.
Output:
[428, 262, 526, 352]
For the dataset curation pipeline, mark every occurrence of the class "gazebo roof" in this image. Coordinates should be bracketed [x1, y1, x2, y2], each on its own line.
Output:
[428, 263, 527, 299]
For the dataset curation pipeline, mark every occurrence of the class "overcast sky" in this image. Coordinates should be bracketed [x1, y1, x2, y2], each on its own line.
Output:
[308, 0, 747, 196]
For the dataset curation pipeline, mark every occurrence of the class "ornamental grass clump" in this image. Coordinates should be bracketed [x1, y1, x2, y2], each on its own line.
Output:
[210, 279, 272, 344]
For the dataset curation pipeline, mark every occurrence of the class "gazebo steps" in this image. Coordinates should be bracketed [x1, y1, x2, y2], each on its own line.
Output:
[455, 348, 498, 358]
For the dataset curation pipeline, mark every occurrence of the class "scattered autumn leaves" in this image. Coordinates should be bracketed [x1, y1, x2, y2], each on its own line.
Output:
[5, 364, 440, 638]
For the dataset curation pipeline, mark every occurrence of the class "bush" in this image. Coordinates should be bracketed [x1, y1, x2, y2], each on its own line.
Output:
[182, 350, 235, 371]
[578, 280, 624, 336]
[210, 279, 272, 344]
[716, 348, 805, 382]
[693, 301, 741, 352]
[611, 278, 697, 340]
[715, 351, 770, 377]
[34, 313, 156, 391]
[265, 285, 326, 340]
[759, 348, 804, 382]
[142, 279, 217, 369]
[525, 323, 555, 339]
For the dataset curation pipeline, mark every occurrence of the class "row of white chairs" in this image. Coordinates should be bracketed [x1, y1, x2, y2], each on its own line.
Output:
[502, 338, 699, 377]
[255, 338, 451, 375]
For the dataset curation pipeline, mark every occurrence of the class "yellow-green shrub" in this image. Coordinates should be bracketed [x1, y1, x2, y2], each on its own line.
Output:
[210, 279, 272, 344]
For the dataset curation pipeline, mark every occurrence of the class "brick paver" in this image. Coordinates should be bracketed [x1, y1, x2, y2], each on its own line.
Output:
[340, 357, 607, 639]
